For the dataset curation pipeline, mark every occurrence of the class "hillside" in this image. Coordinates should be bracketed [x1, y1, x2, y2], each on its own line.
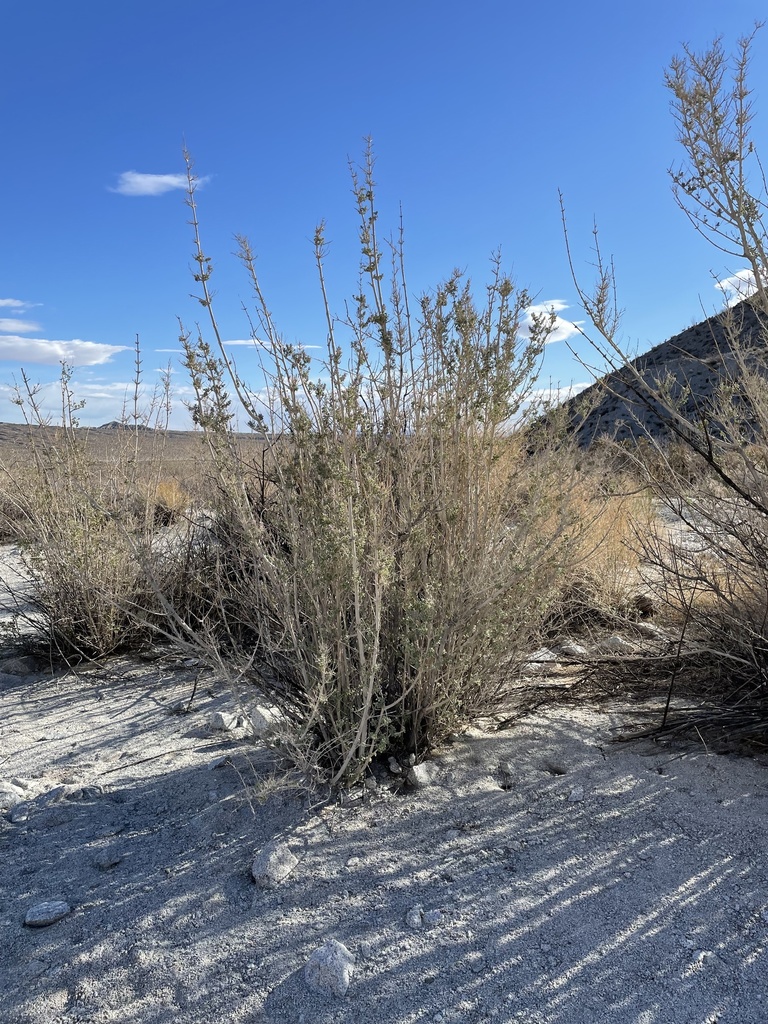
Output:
[562, 299, 768, 447]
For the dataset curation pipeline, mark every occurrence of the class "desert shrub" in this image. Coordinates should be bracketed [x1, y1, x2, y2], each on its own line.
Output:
[566, 28, 768, 741]
[176, 145, 586, 786]
[0, 362, 209, 660]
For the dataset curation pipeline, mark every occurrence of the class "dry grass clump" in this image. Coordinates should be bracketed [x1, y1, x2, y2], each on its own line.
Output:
[539, 461, 656, 638]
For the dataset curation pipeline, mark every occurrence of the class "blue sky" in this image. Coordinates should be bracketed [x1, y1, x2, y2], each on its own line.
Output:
[3, 1, 768, 429]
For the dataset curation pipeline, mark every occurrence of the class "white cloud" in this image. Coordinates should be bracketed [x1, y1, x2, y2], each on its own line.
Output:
[110, 171, 211, 197]
[715, 269, 761, 306]
[526, 381, 591, 406]
[0, 318, 41, 334]
[519, 300, 583, 345]
[0, 377, 197, 430]
[0, 298, 33, 311]
[0, 336, 128, 366]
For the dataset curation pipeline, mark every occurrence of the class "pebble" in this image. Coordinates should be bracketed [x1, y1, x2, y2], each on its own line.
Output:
[568, 786, 585, 803]
[250, 842, 298, 887]
[304, 939, 355, 997]
[24, 901, 71, 927]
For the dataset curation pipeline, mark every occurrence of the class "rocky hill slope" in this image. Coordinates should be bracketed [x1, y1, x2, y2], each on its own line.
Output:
[562, 299, 768, 447]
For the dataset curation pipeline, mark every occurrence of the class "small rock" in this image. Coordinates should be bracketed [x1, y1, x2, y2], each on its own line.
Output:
[24, 901, 71, 927]
[406, 763, 433, 788]
[304, 939, 355, 997]
[423, 909, 444, 929]
[250, 842, 298, 887]
[248, 704, 283, 738]
[208, 755, 230, 770]
[522, 648, 562, 676]
[406, 905, 425, 929]
[596, 635, 635, 654]
[568, 786, 585, 803]
[635, 621, 666, 640]
[94, 849, 123, 870]
[9, 801, 31, 823]
[387, 757, 403, 776]
[559, 642, 588, 657]
[0, 780, 27, 811]
[210, 711, 239, 732]
[363, 776, 378, 791]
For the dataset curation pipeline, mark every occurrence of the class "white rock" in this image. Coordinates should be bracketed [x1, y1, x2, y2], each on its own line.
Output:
[24, 901, 71, 927]
[522, 648, 562, 676]
[0, 780, 27, 810]
[559, 642, 589, 657]
[250, 842, 298, 887]
[210, 711, 239, 732]
[304, 939, 355, 997]
[248, 704, 283, 738]
[596, 635, 636, 654]
[568, 786, 585, 803]
[406, 905, 424, 929]
[406, 763, 434, 788]
[528, 647, 559, 662]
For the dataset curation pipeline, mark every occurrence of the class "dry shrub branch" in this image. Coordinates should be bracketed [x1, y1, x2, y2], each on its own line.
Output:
[566, 27, 768, 743]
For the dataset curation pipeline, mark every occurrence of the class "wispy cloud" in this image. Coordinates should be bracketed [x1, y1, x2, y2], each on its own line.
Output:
[520, 300, 583, 345]
[0, 336, 129, 366]
[0, 318, 41, 334]
[0, 378, 197, 430]
[223, 339, 322, 349]
[527, 381, 591, 405]
[110, 171, 211, 197]
[0, 298, 34, 312]
[715, 269, 760, 306]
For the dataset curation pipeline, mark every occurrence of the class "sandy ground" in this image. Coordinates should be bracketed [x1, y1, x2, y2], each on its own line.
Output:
[2, 642, 768, 1024]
